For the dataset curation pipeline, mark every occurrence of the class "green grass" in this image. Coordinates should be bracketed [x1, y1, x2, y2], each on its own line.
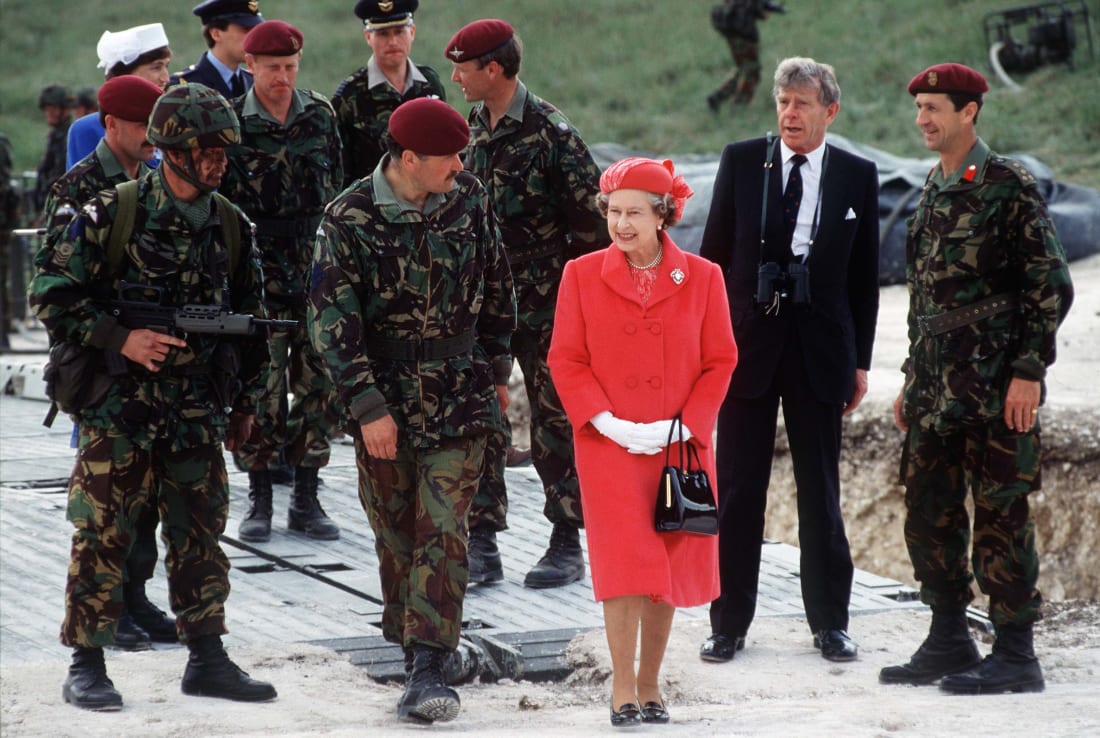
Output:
[3, 0, 1099, 188]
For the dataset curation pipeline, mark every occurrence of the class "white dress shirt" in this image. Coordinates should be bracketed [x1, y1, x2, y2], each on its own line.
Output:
[780, 140, 827, 260]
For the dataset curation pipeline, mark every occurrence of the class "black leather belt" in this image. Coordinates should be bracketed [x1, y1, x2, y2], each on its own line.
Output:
[251, 215, 322, 240]
[365, 330, 476, 361]
[918, 293, 1019, 337]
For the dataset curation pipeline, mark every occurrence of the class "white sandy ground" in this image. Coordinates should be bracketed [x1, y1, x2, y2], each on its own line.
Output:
[1, 607, 1098, 737]
[2, 259, 1096, 738]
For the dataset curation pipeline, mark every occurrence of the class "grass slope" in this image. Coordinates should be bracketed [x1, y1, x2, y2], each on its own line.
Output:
[2, 0, 1098, 188]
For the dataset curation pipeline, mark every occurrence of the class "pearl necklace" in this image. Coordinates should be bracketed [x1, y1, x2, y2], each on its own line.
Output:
[627, 246, 663, 270]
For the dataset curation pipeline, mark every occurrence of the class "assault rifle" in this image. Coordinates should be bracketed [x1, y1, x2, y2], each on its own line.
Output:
[102, 281, 297, 374]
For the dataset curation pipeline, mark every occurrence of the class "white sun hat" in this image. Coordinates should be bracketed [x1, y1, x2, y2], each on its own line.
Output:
[96, 23, 170, 74]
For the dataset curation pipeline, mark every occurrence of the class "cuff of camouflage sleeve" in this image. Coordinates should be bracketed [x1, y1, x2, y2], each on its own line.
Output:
[900, 357, 911, 374]
[88, 314, 128, 354]
[1011, 358, 1046, 381]
[492, 356, 513, 386]
[351, 389, 389, 426]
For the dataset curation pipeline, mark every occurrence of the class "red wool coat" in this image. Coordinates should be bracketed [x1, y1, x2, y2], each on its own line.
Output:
[548, 237, 737, 606]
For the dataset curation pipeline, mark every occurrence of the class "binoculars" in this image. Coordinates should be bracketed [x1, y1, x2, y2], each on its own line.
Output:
[756, 261, 811, 307]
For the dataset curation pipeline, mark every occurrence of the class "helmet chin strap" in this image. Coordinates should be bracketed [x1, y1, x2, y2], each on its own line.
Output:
[164, 149, 216, 194]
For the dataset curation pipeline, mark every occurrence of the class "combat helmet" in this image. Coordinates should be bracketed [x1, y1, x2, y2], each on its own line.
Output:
[38, 83, 74, 109]
[147, 83, 239, 151]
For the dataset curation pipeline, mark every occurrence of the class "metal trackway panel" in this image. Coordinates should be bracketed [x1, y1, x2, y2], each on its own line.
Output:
[0, 389, 921, 681]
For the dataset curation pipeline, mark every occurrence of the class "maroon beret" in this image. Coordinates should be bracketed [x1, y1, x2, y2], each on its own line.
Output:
[388, 97, 469, 156]
[98, 75, 164, 122]
[444, 18, 514, 63]
[908, 63, 988, 96]
[244, 20, 304, 56]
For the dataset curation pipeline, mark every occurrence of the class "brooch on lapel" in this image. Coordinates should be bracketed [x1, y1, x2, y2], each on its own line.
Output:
[670, 268, 685, 285]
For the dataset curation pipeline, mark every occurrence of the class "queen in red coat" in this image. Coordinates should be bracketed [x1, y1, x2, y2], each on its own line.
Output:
[548, 158, 737, 726]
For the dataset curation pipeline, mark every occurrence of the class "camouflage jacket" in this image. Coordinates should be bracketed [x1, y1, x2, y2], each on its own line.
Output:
[308, 162, 516, 447]
[331, 57, 446, 187]
[40, 138, 152, 250]
[463, 82, 608, 293]
[221, 88, 343, 303]
[28, 168, 271, 451]
[902, 138, 1074, 431]
[0, 133, 17, 229]
[35, 117, 72, 210]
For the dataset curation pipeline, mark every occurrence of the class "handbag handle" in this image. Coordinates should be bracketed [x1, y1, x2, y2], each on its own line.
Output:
[663, 414, 690, 470]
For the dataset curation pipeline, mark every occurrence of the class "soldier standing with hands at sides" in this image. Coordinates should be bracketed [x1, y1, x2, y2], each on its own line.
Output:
[171, 0, 264, 99]
[332, 0, 446, 187]
[881, 63, 1073, 695]
[699, 57, 880, 665]
[309, 97, 516, 724]
[446, 18, 609, 589]
[34, 85, 74, 212]
[29, 83, 277, 711]
[220, 20, 343, 543]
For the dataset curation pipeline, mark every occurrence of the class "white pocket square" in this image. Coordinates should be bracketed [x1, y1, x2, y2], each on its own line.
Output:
[844, 207, 857, 220]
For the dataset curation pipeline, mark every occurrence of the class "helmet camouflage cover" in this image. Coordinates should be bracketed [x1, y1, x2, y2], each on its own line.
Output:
[38, 83, 74, 109]
[147, 83, 240, 151]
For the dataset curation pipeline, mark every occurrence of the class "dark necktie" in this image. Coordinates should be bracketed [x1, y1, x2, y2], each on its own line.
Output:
[782, 154, 807, 248]
[230, 72, 245, 98]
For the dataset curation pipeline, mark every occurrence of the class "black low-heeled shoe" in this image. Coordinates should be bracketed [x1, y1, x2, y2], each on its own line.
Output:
[610, 702, 642, 727]
[641, 700, 670, 724]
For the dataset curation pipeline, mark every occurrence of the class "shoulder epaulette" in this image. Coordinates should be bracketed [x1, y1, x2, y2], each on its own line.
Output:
[991, 156, 1038, 188]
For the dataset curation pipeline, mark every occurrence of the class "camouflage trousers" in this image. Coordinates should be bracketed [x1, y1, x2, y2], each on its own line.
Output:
[60, 425, 232, 647]
[714, 37, 761, 105]
[470, 316, 582, 532]
[234, 305, 335, 471]
[899, 420, 1043, 626]
[354, 434, 487, 650]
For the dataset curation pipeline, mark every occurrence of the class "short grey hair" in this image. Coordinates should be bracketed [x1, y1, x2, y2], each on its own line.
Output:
[773, 57, 841, 106]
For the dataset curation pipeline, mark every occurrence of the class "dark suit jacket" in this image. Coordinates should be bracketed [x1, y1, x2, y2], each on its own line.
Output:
[700, 136, 879, 404]
[170, 52, 253, 100]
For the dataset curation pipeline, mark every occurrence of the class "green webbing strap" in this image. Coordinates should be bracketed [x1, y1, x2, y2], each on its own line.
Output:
[107, 180, 139, 276]
[213, 192, 241, 277]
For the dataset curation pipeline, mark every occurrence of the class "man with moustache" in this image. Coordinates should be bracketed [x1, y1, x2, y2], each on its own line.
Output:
[309, 97, 516, 723]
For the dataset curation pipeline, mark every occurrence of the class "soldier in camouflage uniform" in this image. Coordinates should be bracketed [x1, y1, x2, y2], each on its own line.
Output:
[446, 19, 609, 589]
[881, 64, 1073, 696]
[0, 132, 19, 349]
[29, 83, 277, 710]
[220, 20, 343, 542]
[39, 76, 178, 651]
[309, 97, 516, 724]
[706, 0, 782, 112]
[34, 84, 74, 212]
[332, 0, 446, 187]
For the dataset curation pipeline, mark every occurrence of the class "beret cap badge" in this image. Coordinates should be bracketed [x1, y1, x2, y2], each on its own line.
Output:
[928, 71, 938, 86]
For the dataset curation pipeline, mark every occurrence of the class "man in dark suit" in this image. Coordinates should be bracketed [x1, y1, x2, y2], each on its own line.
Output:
[170, 0, 264, 99]
[698, 56, 879, 663]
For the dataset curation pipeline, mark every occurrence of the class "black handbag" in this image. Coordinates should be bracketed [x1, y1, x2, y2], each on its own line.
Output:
[654, 416, 718, 536]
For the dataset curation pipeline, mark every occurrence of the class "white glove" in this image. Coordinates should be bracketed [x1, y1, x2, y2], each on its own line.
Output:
[590, 411, 641, 450]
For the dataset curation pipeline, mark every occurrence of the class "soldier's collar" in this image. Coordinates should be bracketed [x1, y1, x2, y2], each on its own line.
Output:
[366, 56, 428, 93]
[933, 137, 990, 188]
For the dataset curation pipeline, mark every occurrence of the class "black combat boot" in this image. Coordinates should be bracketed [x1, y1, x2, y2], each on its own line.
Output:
[111, 610, 153, 651]
[940, 623, 1045, 694]
[62, 646, 123, 711]
[879, 607, 982, 685]
[524, 522, 585, 589]
[467, 526, 503, 584]
[123, 579, 177, 643]
[287, 467, 340, 540]
[239, 470, 273, 542]
[397, 647, 460, 723]
[181, 634, 277, 702]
